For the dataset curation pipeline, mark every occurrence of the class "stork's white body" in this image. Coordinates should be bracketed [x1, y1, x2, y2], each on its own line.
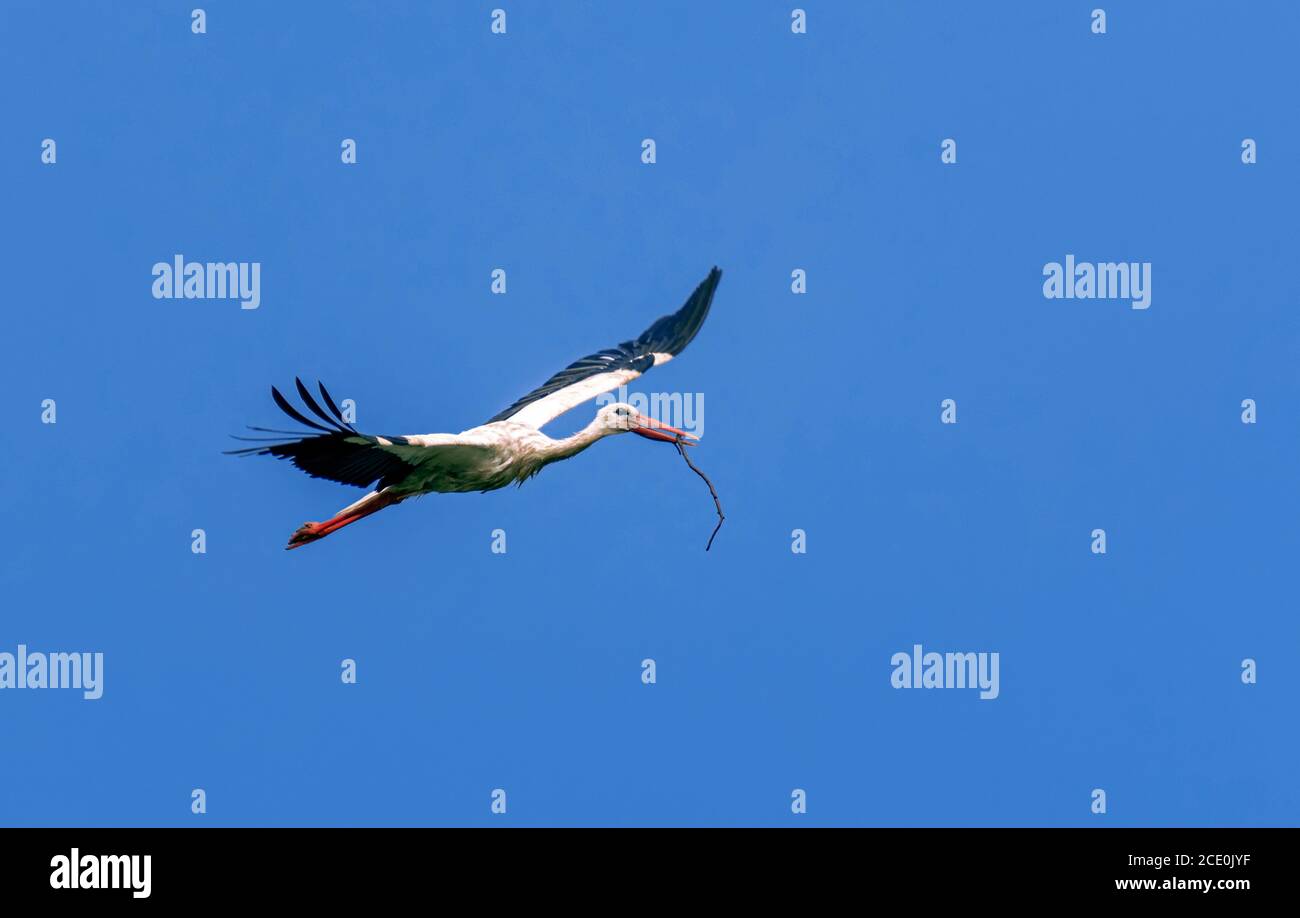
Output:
[383, 416, 618, 495]
[330, 420, 599, 521]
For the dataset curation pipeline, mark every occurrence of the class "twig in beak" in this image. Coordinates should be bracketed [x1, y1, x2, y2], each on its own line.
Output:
[674, 440, 724, 551]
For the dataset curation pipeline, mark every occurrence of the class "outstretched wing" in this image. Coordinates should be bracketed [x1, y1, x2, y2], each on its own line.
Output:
[227, 379, 453, 490]
[487, 266, 721, 429]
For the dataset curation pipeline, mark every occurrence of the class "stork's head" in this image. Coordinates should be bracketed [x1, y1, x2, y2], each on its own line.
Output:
[596, 402, 698, 445]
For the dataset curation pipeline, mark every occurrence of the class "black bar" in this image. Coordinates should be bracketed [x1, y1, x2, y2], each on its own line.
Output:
[0, 828, 1283, 903]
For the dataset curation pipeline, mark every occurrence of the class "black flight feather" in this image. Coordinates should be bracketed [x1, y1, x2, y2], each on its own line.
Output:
[488, 266, 720, 425]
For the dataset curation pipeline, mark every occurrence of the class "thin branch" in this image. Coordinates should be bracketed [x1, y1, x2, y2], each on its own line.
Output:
[674, 441, 725, 551]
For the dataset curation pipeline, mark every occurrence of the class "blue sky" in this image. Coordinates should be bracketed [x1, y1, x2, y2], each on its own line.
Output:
[2, 1, 1297, 826]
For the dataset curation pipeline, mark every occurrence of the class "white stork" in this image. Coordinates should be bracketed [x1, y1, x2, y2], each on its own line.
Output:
[229, 267, 721, 549]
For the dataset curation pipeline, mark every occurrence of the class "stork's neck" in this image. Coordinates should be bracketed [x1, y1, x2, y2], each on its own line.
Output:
[543, 415, 612, 460]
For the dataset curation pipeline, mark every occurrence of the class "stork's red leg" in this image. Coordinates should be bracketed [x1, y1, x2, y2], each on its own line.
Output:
[286, 491, 403, 550]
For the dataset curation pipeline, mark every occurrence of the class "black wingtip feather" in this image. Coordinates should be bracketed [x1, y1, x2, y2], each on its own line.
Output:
[271, 385, 335, 433]
[317, 381, 358, 432]
[486, 266, 722, 425]
[295, 377, 345, 432]
[229, 381, 421, 489]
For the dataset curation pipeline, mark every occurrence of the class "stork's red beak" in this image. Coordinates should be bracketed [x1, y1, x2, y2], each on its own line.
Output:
[631, 413, 699, 445]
